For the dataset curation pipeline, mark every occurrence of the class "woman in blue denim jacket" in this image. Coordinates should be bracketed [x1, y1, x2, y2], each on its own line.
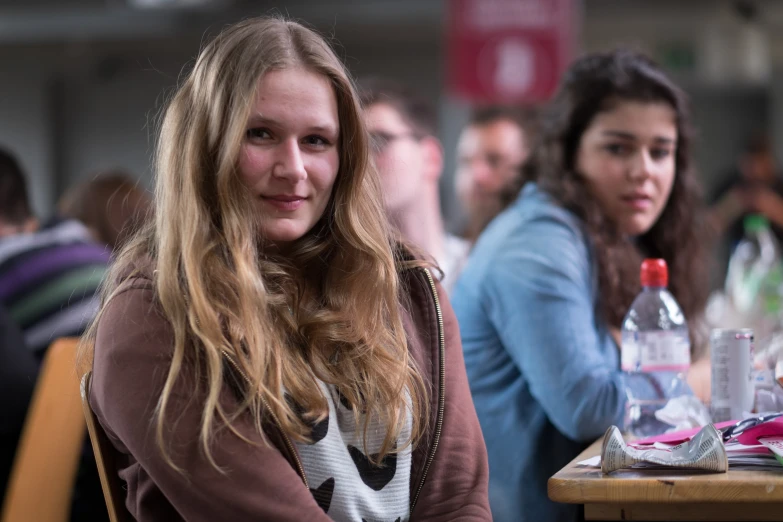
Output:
[452, 50, 710, 522]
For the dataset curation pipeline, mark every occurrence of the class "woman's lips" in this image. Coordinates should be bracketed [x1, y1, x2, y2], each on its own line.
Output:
[261, 195, 306, 211]
[621, 195, 653, 211]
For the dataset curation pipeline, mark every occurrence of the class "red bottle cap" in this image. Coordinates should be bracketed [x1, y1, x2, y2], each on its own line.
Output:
[641, 258, 668, 287]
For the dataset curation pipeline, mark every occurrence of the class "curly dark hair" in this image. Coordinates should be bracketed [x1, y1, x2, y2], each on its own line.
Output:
[518, 49, 709, 336]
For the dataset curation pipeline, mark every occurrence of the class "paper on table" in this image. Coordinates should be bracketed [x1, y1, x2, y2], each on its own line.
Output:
[600, 424, 728, 474]
[577, 456, 601, 467]
[759, 436, 783, 466]
[730, 463, 783, 471]
[724, 443, 773, 455]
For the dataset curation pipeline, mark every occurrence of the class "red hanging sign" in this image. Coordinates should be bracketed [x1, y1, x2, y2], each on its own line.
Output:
[447, 0, 576, 103]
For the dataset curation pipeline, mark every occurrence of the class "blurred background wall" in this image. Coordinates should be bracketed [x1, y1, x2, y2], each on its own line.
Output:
[0, 0, 780, 228]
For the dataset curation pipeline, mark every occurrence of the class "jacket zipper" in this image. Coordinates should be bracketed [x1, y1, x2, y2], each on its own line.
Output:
[221, 352, 309, 489]
[411, 267, 446, 511]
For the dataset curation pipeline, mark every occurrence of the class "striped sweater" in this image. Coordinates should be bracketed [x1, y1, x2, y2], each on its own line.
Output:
[0, 219, 110, 355]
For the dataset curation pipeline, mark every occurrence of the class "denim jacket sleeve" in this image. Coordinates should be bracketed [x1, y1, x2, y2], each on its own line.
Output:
[482, 212, 627, 442]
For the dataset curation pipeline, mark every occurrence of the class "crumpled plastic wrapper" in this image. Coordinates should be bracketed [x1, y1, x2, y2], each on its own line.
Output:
[654, 395, 713, 432]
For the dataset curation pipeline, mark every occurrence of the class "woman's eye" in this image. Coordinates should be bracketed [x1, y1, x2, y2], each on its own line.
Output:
[304, 135, 329, 147]
[650, 148, 672, 160]
[247, 128, 271, 140]
[606, 143, 631, 156]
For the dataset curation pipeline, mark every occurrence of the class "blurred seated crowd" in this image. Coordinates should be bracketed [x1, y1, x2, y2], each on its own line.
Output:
[0, 154, 148, 520]
[2, 15, 783, 522]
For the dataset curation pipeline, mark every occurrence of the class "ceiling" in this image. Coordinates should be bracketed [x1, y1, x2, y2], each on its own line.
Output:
[1, 0, 783, 48]
[0, 0, 445, 44]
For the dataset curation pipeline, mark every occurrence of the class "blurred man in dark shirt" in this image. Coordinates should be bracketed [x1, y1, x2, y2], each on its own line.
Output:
[0, 304, 36, 502]
[711, 134, 783, 277]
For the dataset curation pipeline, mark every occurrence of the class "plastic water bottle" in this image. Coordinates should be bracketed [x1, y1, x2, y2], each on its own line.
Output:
[725, 214, 782, 319]
[621, 259, 692, 437]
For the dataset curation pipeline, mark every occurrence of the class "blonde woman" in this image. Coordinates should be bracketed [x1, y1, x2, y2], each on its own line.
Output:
[79, 17, 490, 522]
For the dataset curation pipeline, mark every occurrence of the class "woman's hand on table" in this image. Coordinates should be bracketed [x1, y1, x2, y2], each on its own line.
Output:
[609, 327, 621, 348]
[687, 356, 711, 405]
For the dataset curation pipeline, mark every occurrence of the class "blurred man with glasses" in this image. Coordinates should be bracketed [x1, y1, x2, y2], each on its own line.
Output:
[361, 79, 469, 292]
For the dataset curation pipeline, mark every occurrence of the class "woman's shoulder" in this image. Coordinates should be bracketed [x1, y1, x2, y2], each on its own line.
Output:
[452, 183, 595, 307]
[96, 254, 165, 351]
[92, 261, 174, 418]
[109, 253, 156, 295]
[469, 184, 589, 268]
[507, 183, 585, 235]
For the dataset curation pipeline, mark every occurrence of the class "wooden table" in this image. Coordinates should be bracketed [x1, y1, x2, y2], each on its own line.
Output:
[548, 438, 783, 521]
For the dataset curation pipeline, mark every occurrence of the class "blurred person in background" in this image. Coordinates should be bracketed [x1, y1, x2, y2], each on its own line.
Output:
[361, 78, 469, 292]
[58, 170, 151, 253]
[710, 133, 783, 269]
[0, 148, 109, 356]
[80, 17, 490, 522]
[0, 147, 109, 520]
[452, 50, 711, 521]
[455, 105, 536, 242]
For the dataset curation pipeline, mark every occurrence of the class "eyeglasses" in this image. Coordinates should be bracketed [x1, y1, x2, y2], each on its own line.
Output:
[721, 412, 783, 442]
[369, 131, 419, 153]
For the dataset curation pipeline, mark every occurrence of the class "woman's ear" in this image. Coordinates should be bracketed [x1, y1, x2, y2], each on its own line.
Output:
[419, 136, 444, 183]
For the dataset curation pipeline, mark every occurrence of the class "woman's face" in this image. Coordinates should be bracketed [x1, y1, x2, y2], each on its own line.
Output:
[575, 100, 678, 236]
[238, 67, 340, 246]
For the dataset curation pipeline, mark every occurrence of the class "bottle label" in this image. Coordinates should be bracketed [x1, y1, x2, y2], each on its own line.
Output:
[621, 331, 691, 372]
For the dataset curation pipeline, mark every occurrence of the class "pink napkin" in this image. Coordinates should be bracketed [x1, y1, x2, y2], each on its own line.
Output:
[737, 417, 783, 445]
[633, 420, 738, 446]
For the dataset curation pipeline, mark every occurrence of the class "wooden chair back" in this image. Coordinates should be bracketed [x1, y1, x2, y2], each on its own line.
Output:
[1, 337, 84, 522]
[80, 371, 133, 522]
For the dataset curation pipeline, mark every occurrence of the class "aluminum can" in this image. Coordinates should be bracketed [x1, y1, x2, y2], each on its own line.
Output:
[710, 329, 754, 423]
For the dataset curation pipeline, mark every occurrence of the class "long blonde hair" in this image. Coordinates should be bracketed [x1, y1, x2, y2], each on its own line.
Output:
[81, 17, 427, 468]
